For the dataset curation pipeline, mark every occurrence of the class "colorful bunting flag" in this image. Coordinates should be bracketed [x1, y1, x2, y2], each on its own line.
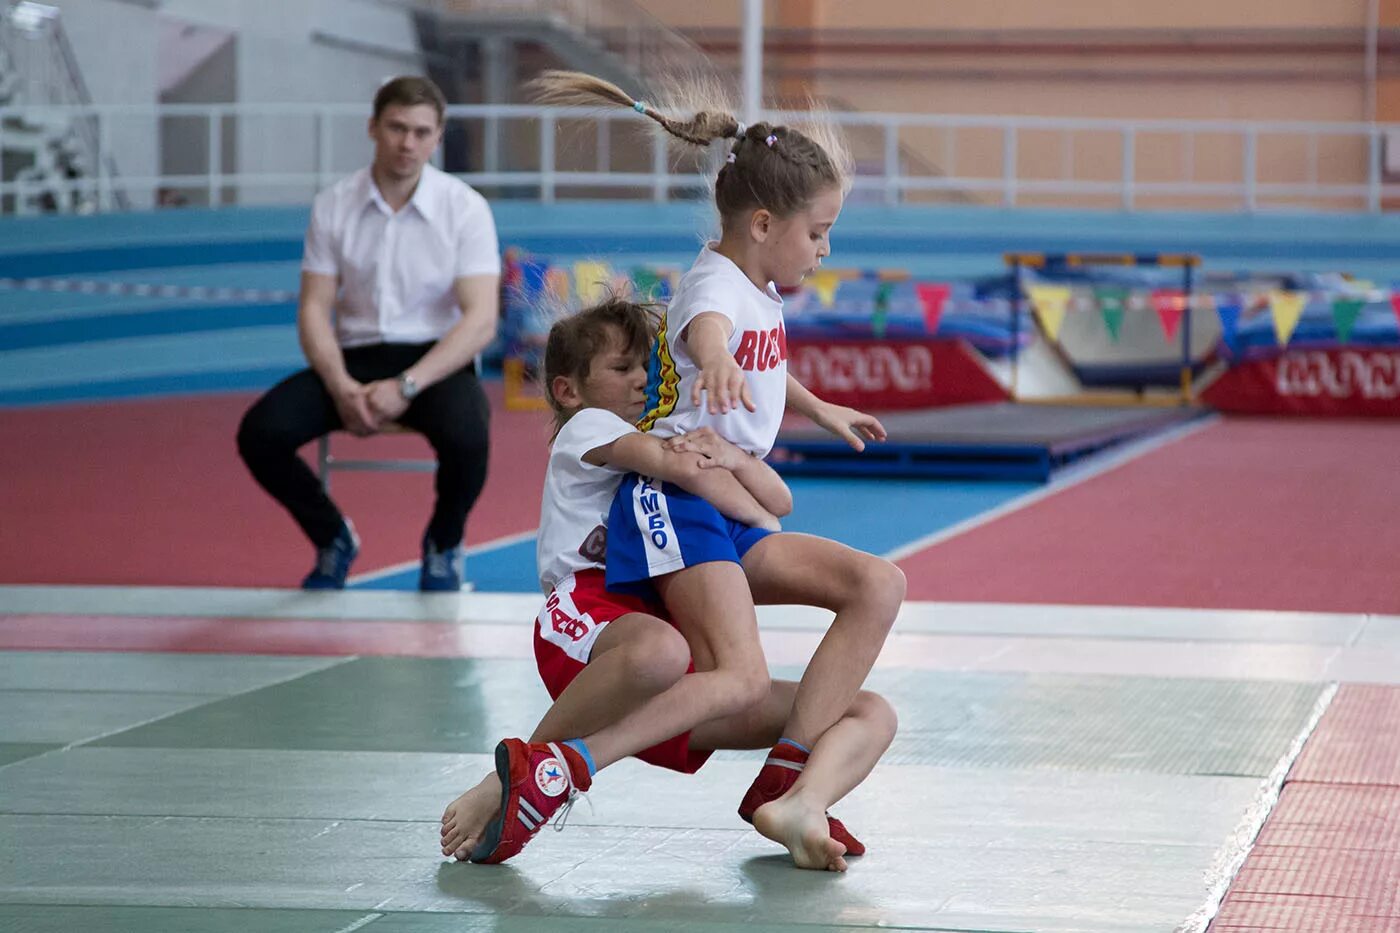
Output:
[516, 259, 548, 299]
[808, 269, 842, 308]
[1391, 292, 1400, 328]
[1331, 298, 1365, 344]
[630, 267, 661, 301]
[1214, 297, 1242, 355]
[1027, 285, 1072, 341]
[1094, 287, 1128, 343]
[572, 260, 611, 305]
[1269, 291, 1306, 346]
[545, 267, 571, 303]
[1150, 289, 1187, 342]
[915, 282, 950, 335]
[871, 281, 894, 338]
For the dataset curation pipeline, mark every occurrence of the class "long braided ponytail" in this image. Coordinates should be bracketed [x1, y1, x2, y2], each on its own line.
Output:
[528, 70, 848, 221]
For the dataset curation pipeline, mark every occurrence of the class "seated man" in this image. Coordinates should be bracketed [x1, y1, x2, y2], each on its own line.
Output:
[237, 76, 499, 591]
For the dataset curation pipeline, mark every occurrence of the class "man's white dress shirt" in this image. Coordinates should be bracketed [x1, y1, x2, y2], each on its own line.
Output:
[301, 163, 500, 349]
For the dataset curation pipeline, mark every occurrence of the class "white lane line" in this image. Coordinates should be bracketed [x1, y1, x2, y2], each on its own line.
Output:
[345, 529, 538, 586]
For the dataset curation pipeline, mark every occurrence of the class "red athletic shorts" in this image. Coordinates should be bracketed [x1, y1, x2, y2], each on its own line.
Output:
[534, 569, 712, 774]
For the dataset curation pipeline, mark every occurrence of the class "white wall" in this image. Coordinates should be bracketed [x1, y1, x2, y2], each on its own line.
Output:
[162, 0, 423, 204]
[52, 0, 160, 207]
[54, 0, 424, 206]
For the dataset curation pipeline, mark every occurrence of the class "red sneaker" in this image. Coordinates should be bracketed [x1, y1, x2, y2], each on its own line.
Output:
[738, 752, 866, 857]
[468, 738, 591, 864]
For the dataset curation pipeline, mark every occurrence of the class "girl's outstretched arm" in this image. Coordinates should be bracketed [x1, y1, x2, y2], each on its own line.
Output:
[784, 374, 886, 452]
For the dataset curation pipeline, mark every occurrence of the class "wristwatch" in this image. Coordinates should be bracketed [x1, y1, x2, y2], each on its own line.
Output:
[397, 373, 421, 401]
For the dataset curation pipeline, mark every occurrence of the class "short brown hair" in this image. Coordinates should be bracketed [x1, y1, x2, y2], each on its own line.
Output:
[373, 76, 446, 124]
[543, 298, 655, 434]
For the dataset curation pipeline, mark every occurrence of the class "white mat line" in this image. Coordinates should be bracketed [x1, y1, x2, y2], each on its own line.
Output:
[0, 655, 356, 776]
[881, 413, 1219, 562]
[1175, 680, 1339, 933]
[331, 913, 383, 933]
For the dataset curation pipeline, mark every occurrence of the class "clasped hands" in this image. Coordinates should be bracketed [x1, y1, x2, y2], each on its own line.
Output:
[331, 379, 410, 436]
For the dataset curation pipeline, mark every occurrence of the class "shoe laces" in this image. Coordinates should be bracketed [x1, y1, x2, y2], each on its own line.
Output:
[544, 741, 592, 833]
[315, 547, 339, 577]
[425, 550, 452, 578]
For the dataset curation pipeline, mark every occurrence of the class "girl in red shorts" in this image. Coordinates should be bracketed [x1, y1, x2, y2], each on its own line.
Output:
[441, 298, 894, 871]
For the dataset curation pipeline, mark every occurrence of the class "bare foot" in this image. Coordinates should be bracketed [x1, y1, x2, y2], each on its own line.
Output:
[440, 772, 501, 860]
[752, 792, 848, 872]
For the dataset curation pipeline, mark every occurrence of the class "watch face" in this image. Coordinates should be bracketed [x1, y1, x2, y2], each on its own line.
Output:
[399, 376, 418, 399]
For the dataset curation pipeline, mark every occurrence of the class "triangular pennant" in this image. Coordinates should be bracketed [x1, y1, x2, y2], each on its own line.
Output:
[1151, 288, 1187, 342]
[1390, 292, 1400, 328]
[517, 259, 548, 299]
[545, 266, 572, 303]
[1331, 298, 1365, 344]
[1094, 287, 1129, 343]
[1214, 296, 1242, 355]
[871, 281, 893, 338]
[1269, 291, 1307, 346]
[630, 267, 661, 301]
[809, 269, 841, 308]
[1027, 285, 1072, 341]
[572, 260, 612, 305]
[873, 280, 892, 312]
[914, 282, 950, 335]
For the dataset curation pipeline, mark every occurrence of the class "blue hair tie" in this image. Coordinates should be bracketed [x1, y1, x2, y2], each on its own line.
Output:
[633, 101, 647, 114]
[765, 134, 778, 147]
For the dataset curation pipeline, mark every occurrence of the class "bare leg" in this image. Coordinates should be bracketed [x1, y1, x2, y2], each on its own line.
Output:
[690, 680, 897, 872]
[529, 613, 691, 744]
[741, 533, 904, 748]
[572, 561, 770, 770]
[690, 683, 896, 809]
[440, 611, 687, 860]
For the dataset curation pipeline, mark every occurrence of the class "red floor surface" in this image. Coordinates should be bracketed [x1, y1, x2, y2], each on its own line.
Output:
[1211, 685, 1400, 932]
[898, 417, 1400, 613]
[0, 382, 550, 587]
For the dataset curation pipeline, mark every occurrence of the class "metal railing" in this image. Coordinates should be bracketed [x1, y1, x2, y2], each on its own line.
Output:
[2, 101, 1398, 215]
[0, 0, 128, 212]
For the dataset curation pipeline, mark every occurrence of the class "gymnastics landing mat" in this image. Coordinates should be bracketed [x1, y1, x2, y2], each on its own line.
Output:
[769, 402, 1208, 481]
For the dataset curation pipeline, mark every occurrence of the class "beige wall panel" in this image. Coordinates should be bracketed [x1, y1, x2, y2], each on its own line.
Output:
[817, 76, 1362, 122]
[812, 0, 1366, 31]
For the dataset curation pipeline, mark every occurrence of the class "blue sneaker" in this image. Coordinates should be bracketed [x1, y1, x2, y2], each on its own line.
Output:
[419, 537, 463, 592]
[301, 520, 359, 590]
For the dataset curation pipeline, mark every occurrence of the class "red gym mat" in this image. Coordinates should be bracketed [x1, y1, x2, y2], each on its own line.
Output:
[0, 382, 549, 587]
[1289, 685, 1400, 787]
[897, 417, 1400, 613]
[1210, 685, 1400, 932]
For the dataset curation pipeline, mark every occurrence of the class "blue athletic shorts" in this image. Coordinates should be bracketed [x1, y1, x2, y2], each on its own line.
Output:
[604, 472, 772, 597]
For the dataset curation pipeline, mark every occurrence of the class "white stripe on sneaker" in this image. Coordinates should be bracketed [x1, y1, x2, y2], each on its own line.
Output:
[764, 757, 805, 772]
[517, 809, 536, 831]
[519, 797, 545, 825]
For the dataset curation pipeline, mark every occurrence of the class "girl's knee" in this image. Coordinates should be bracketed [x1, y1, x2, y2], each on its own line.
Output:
[853, 558, 905, 616]
[618, 626, 690, 694]
[853, 689, 898, 741]
[725, 663, 771, 712]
